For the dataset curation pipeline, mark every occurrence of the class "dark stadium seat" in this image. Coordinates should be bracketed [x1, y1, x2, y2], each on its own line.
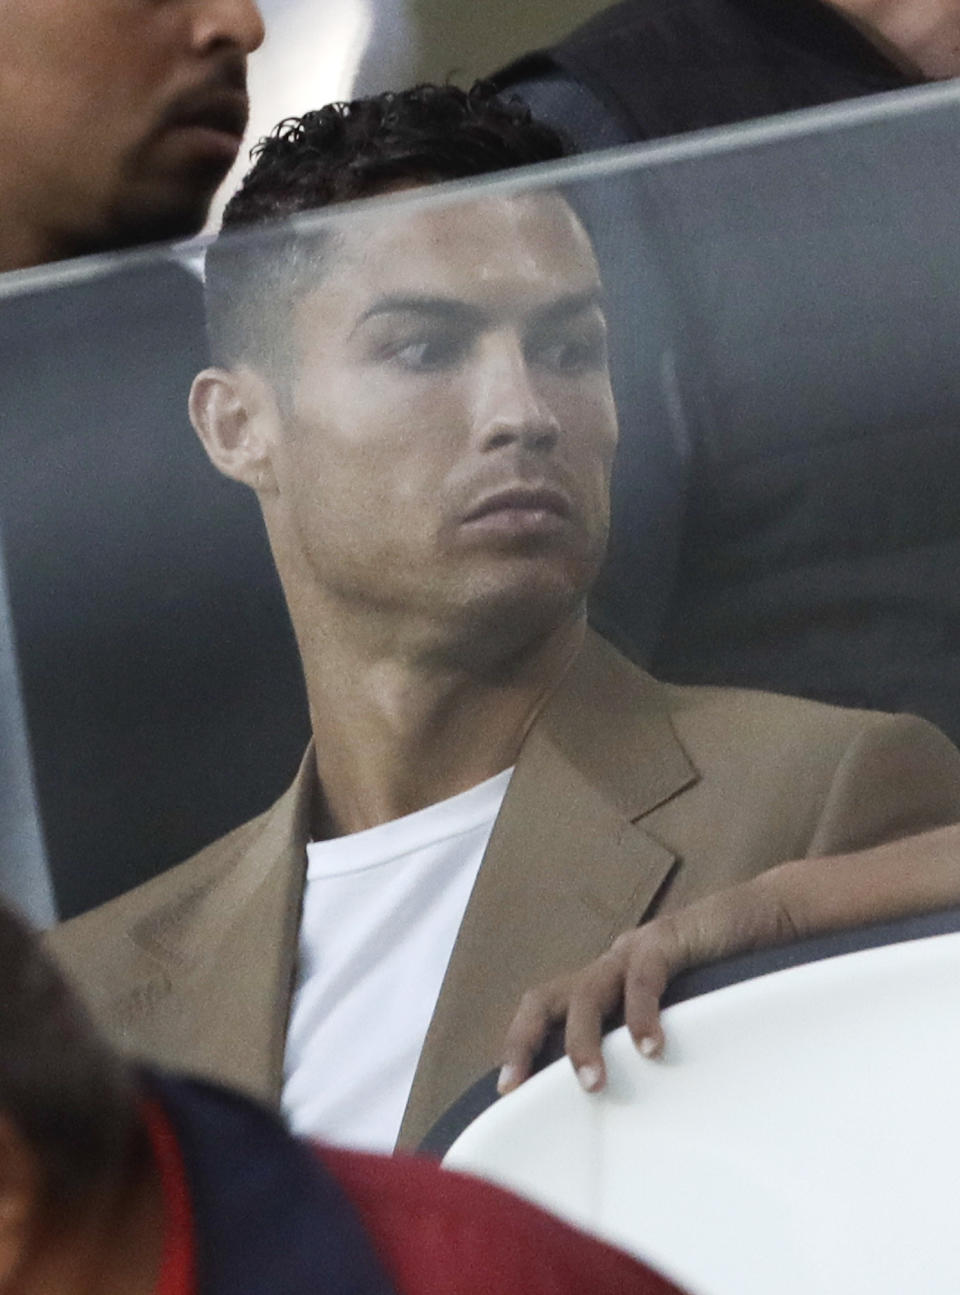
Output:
[0, 259, 310, 918]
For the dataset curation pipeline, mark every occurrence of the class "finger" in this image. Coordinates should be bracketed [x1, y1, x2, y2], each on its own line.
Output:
[622, 928, 679, 1058]
[624, 979, 666, 1058]
[498, 981, 570, 1094]
[564, 955, 631, 1093]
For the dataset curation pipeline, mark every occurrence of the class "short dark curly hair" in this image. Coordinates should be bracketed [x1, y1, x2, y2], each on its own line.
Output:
[205, 82, 573, 382]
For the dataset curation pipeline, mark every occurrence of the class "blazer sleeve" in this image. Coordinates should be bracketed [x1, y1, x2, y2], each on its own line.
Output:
[806, 713, 960, 857]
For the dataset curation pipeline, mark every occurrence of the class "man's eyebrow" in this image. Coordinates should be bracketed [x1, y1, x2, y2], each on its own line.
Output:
[353, 296, 487, 333]
[529, 288, 607, 327]
[352, 288, 607, 335]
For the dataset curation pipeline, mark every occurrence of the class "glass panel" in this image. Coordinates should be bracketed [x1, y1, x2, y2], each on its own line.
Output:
[2, 80, 958, 919]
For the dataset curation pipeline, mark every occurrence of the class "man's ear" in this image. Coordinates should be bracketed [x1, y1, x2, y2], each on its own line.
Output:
[189, 366, 280, 493]
[0, 1116, 43, 1285]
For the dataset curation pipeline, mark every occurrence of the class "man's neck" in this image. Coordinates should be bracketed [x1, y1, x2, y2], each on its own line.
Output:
[830, 0, 960, 78]
[301, 611, 586, 839]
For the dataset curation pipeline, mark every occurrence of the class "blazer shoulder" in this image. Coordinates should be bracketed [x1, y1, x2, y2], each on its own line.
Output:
[656, 680, 960, 850]
[46, 805, 274, 976]
[658, 678, 938, 748]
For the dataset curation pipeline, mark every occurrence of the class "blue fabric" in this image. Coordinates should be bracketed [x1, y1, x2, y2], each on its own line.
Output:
[143, 1072, 398, 1295]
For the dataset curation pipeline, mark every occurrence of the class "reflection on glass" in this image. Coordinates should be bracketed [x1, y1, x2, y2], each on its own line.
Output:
[1, 79, 958, 904]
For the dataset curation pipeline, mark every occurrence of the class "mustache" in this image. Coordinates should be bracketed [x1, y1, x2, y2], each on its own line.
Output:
[157, 56, 250, 138]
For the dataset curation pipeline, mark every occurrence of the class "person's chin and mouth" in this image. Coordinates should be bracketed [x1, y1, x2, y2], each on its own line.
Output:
[148, 66, 251, 191]
[115, 76, 249, 244]
[449, 480, 605, 615]
[163, 90, 248, 170]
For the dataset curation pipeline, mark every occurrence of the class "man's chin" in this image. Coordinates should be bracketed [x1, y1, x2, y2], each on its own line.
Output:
[64, 206, 209, 262]
[91, 161, 230, 254]
[116, 196, 216, 249]
[446, 571, 590, 662]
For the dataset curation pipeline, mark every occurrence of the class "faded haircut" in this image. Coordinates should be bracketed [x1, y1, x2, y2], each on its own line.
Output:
[204, 82, 572, 385]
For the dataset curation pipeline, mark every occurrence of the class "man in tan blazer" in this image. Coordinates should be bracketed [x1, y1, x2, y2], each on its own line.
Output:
[49, 85, 960, 1151]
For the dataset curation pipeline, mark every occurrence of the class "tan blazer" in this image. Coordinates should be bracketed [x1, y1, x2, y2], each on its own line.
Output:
[48, 631, 960, 1148]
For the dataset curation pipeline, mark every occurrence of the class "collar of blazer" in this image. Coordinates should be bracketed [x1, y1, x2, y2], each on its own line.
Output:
[121, 629, 698, 1140]
[397, 628, 697, 1147]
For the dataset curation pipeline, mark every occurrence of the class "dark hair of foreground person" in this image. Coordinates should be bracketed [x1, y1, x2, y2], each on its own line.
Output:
[0, 901, 685, 1294]
[0, 902, 141, 1208]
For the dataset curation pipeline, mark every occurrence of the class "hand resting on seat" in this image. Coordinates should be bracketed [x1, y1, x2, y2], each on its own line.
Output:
[497, 823, 960, 1095]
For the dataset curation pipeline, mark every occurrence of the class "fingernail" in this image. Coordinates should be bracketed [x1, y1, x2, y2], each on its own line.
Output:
[638, 1036, 659, 1057]
[577, 1064, 603, 1092]
[497, 1064, 519, 1095]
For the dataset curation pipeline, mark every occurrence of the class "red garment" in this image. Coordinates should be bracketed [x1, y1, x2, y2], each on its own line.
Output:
[144, 1100, 196, 1295]
[318, 1145, 686, 1295]
[143, 1098, 683, 1295]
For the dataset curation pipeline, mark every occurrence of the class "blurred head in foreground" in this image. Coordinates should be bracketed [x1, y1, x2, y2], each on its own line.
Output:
[0, 0, 265, 271]
[0, 900, 689, 1295]
[0, 902, 155, 1295]
[192, 85, 619, 671]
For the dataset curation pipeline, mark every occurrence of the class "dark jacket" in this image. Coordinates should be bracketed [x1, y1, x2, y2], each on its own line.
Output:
[495, 2, 960, 746]
[496, 0, 917, 143]
[145, 1072, 396, 1294]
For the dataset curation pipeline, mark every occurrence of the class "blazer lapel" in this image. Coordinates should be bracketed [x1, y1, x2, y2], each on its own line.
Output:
[120, 747, 316, 1106]
[398, 631, 698, 1149]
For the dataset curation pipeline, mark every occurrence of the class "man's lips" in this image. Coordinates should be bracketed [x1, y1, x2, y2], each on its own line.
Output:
[461, 486, 572, 528]
[160, 87, 249, 144]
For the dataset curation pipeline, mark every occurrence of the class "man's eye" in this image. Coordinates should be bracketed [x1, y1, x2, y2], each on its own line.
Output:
[386, 335, 466, 370]
[533, 330, 608, 373]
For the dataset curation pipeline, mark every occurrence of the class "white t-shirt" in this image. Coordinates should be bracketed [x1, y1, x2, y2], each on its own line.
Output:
[281, 766, 513, 1152]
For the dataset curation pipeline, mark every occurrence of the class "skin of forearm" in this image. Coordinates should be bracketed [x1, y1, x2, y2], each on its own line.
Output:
[661, 823, 960, 980]
[498, 825, 960, 1089]
[751, 823, 960, 942]
[662, 881, 800, 974]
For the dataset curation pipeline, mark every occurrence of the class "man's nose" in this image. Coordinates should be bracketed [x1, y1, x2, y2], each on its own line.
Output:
[192, 0, 266, 55]
[473, 339, 560, 454]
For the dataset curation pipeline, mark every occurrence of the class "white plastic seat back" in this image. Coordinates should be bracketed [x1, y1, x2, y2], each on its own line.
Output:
[444, 932, 960, 1295]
